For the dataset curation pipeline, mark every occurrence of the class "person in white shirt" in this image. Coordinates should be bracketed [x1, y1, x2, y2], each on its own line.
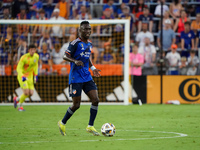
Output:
[52, 43, 66, 64]
[187, 50, 199, 75]
[136, 23, 154, 47]
[154, 0, 169, 17]
[138, 37, 157, 75]
[49, 8, 65, 38]
[165, 44, 181, 75]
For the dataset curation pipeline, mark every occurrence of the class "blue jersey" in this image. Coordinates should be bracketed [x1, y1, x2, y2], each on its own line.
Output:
[39, 52, 51, 64]
[65, 38, 93, 84]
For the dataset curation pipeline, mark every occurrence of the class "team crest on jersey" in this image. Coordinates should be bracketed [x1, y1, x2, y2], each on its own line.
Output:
[73, 89, 77, 94]
[81, 44, 84, 50]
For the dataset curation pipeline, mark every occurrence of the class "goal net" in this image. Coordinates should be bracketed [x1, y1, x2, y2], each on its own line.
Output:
[0, 19, 130, 105]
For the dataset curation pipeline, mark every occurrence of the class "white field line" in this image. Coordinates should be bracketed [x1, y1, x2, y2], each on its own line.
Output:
[0, 102, 124, 106]
[0, 129, 188, 144]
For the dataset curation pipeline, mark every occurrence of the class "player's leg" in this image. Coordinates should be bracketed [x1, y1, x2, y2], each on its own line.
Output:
[58, 83, 82, 136]
[17, 89, 30, 111]
[83, 80, 100, 136]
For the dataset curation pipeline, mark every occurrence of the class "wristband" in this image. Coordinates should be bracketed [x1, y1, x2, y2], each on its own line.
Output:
[90, 66, 96, 71]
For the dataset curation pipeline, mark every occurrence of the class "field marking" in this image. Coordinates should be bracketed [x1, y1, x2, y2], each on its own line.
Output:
[0, 129, 188, 144]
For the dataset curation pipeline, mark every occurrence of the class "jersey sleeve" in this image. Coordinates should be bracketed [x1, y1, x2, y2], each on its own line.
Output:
[33, 54, 39, 76]
[64, 42, 77, 58]
[16, 55, 25, 77]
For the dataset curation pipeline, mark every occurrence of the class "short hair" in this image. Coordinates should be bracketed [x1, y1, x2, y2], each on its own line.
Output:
[80, 21, 90, 27]
[184, 21, 191, 26]
[28, 44, 36, 49]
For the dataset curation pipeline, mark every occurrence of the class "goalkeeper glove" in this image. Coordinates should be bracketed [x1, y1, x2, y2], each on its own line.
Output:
[34, 75, 38, 84]
[22, 76, 27, 82]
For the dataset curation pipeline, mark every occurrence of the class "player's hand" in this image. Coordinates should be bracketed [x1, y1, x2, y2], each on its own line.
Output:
[93, 69, 101, 77]
[74, 60, 84, 66]
[34, 75, 38, 84]
[22, 76, 27, 82]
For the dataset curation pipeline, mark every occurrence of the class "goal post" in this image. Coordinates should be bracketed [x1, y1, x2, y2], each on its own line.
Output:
[0, 19, 130, 105]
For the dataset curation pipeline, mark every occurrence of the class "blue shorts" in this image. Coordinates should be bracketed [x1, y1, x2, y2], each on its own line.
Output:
[69, 80, 97, 97]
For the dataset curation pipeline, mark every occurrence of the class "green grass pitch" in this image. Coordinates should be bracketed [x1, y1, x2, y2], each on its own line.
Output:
[0, 104, 200, 150]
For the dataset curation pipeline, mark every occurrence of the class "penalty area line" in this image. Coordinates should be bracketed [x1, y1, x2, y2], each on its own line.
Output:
[0, 130, 188, 144]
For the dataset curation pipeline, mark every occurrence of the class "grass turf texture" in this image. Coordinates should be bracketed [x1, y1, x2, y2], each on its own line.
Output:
[0, 104, 200, 150]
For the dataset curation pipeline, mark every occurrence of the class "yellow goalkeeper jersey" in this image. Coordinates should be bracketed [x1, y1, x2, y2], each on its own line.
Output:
[17, 53, 39, 78]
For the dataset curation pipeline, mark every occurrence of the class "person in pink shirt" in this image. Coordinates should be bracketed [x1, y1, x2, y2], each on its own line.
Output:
[129, 44, 144, 76]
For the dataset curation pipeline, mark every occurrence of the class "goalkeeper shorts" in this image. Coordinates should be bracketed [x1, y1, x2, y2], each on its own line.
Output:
[17, 75, 34, 90]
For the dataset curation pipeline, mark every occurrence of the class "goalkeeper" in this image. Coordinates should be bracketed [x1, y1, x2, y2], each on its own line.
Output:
[13, 44, 39, 111]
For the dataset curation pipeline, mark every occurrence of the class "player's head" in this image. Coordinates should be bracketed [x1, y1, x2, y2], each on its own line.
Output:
[79, 21, 91, 40]
[28, 44, 37, 56]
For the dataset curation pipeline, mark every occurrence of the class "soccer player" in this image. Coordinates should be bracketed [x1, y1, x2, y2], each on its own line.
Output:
[57, 21, 101, 136]
[13, 44, 39, 111]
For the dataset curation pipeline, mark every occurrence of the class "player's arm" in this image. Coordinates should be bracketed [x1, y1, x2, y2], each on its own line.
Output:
[16, 56, 25, 77]
[63, 43, 83, 66]
[89, 58, 101, 77]
[16, 55, 26, 81]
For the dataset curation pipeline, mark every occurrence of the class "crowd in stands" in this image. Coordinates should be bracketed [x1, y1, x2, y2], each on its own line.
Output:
[0, 0, 200, 76]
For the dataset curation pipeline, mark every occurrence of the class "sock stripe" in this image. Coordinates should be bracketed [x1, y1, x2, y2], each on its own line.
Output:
[67, 107, 74, 115]
[91, 105, 98, 110]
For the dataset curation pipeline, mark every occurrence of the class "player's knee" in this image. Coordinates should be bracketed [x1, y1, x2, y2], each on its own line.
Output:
[92, 97, 99, 106]
[24, 91, 29, 96]
[72, 103, 80, 111]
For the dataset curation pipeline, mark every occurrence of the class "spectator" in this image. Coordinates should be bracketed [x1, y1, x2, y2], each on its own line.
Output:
[195, 30, 200, 50]
[60, 67, 68, 76]
[154, 0, 169, 17]
[117, 3, 126, 16]
[135, 23, 154, 47]
[100, 42, 116, 64]
[138, 37, 157, 75]
[76, 5, 92, 20]
[158, 11, 174, 30]
[187, 50, 199, 75]
[16, 5, 29, 37]
[0, 6, 12, 35]
[97, 8, 114, 35]
[165, 44, 181, 75]
[36, 30, 55, 52]
[191, 13, 200, 34]
[49, 8, 65, 39]
[181, 22, 195, 57]
[72, 0, 90, 19]
[29, 0, 43, 19]
[55, 0, 70, 19]
[119, 6, 135, 36]
[39, 42, 52, 74]
[14, 35, 28, 64]
[0, 6, 11, 19]
[138, 7, 153, 33]
[178, 56, 188, 75]
[157, 19, 176, 52]
[12, 0, 29, 19]
[156, 51, 168, 75]
[174, 10, 190, 34]
[132, 0, 147, 20]
[43, 0, 54, 19]
[32, 9, 48, 37]
[103, 0, 117, 17]
[60, 34, 76, 55]
[91, 0, 103, 18]
[52, 43, 66, 64]
[0, 25, 18, 52]
[129, 44, 144, 76]
[169, 0, 183, 19]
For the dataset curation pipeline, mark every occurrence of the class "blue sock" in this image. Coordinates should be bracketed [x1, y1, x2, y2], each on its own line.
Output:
[62, 107, 74, 124]
[89, 105, 98, 126]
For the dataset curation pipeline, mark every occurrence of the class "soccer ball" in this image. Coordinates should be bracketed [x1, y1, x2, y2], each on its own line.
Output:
[101, 123, 116, 137]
